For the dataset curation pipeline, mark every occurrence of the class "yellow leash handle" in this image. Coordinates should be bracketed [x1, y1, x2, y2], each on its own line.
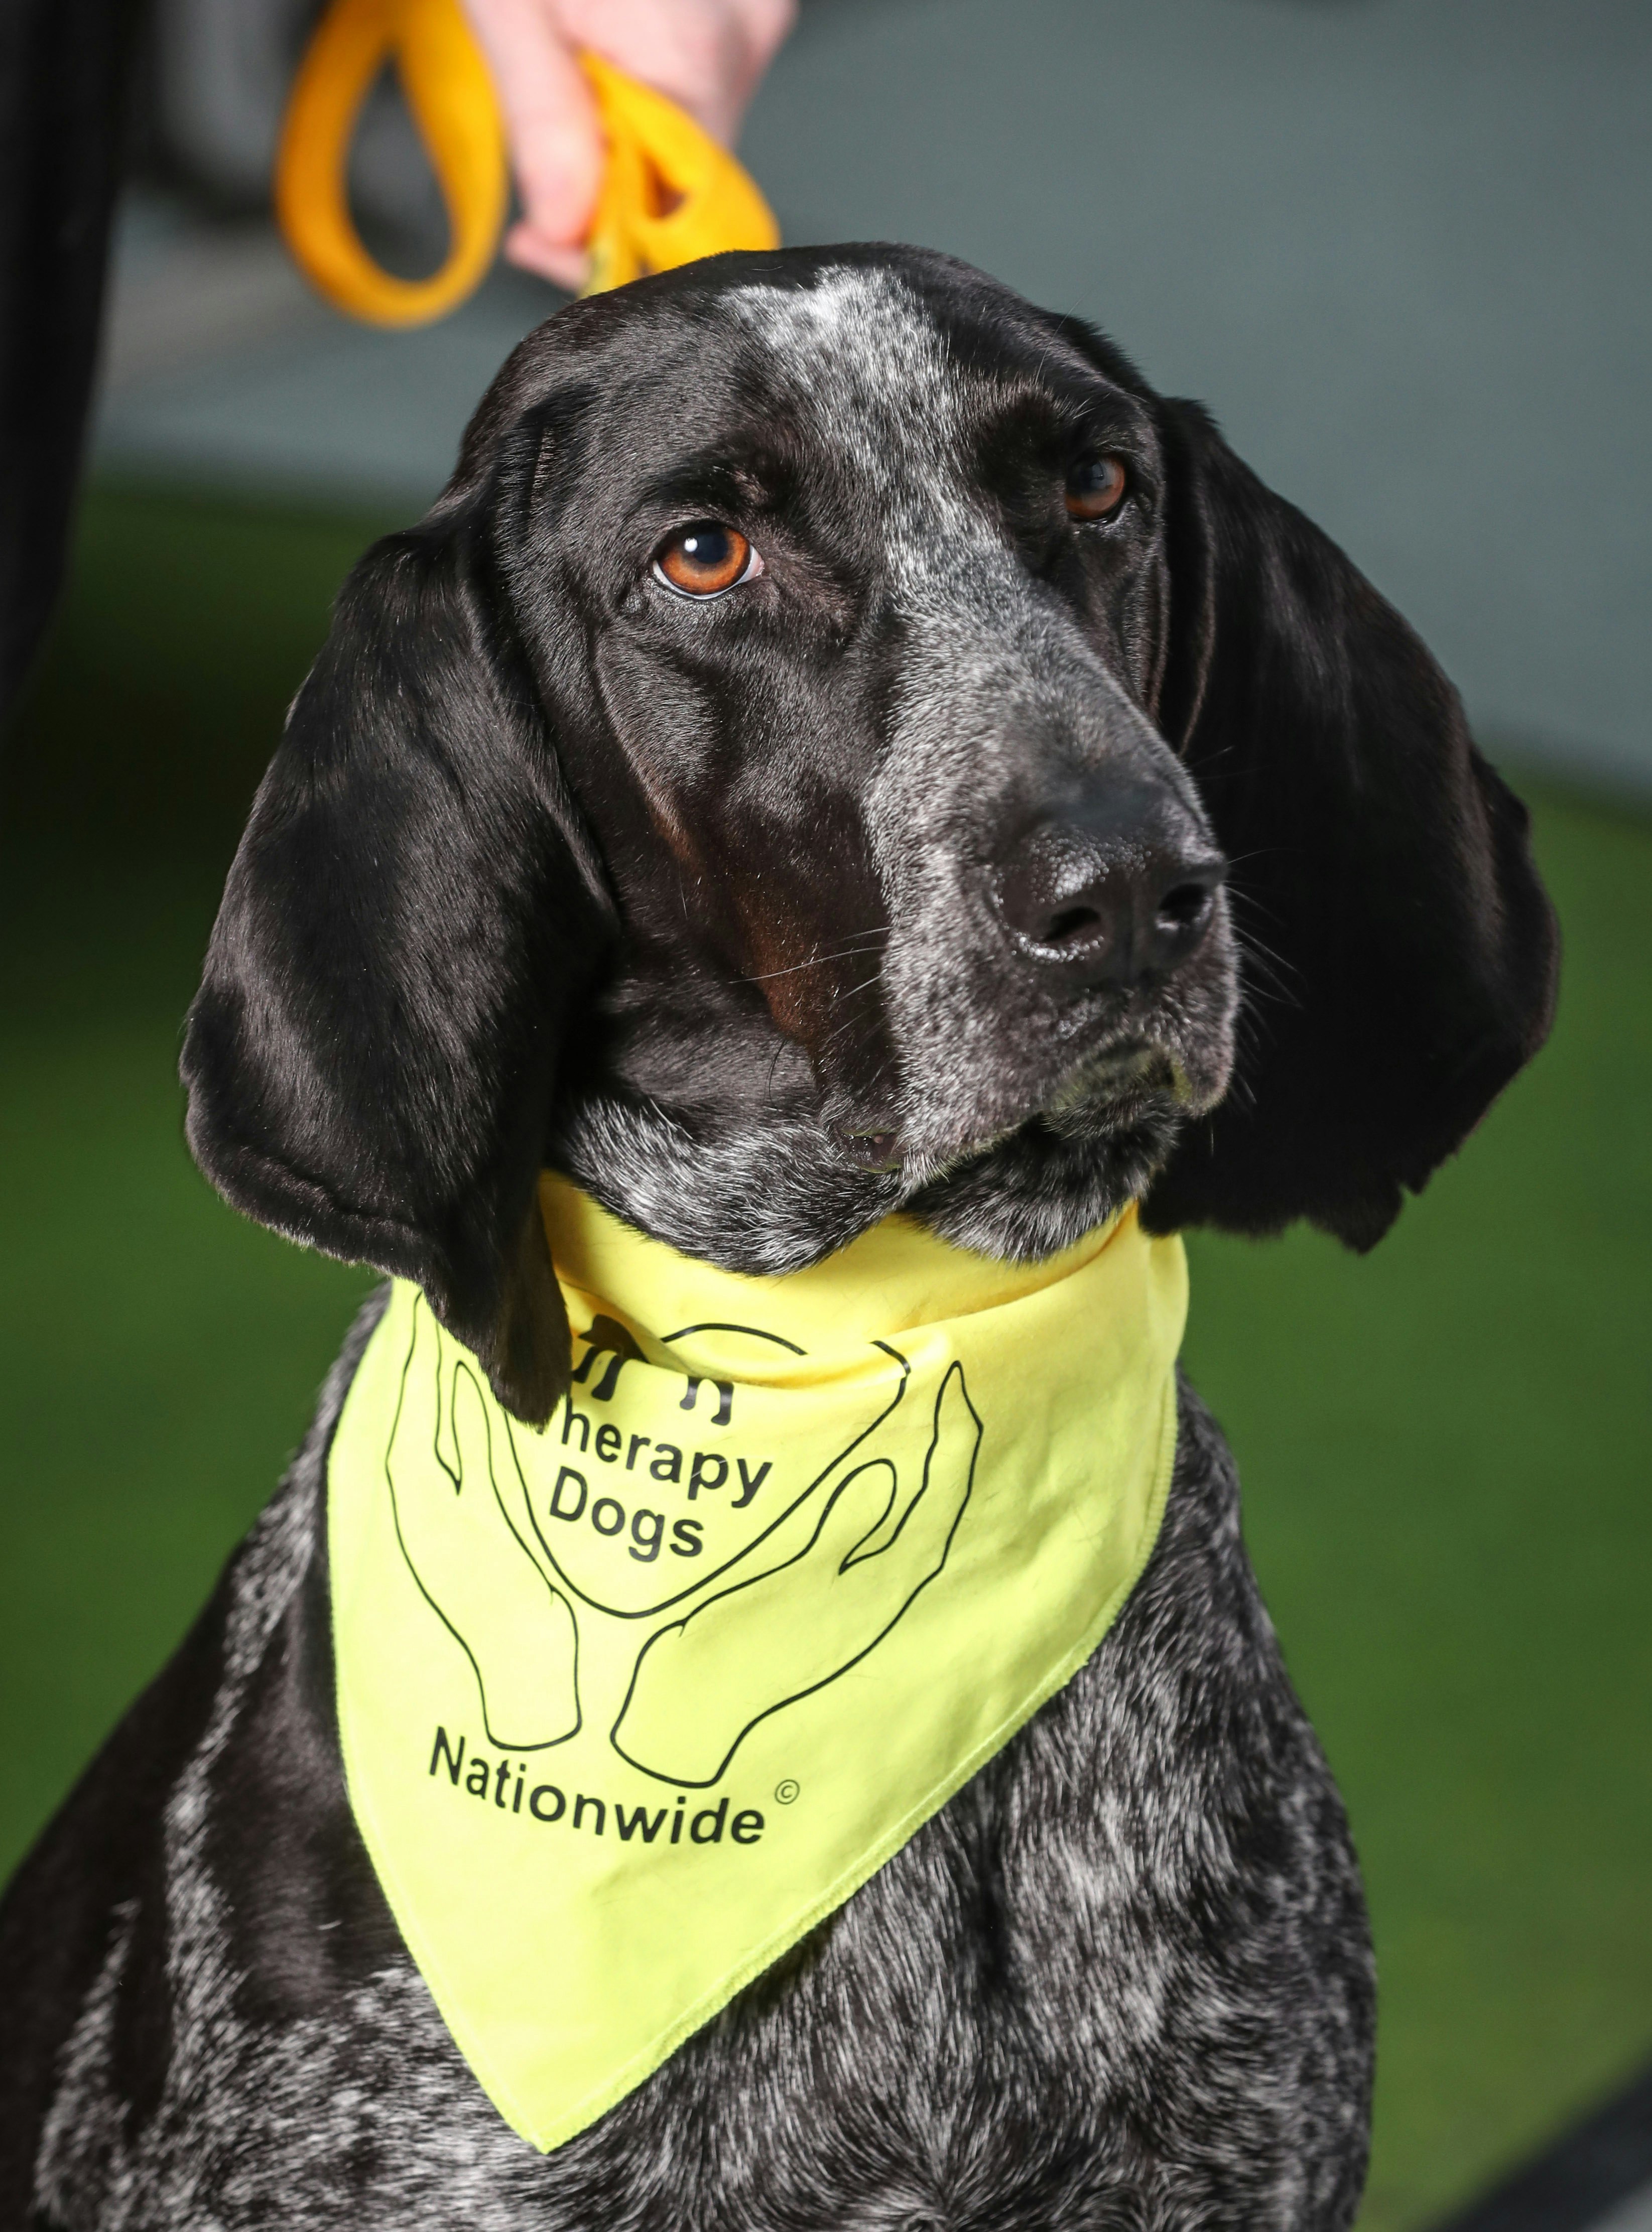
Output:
[578, 53, 780, 295]
[276, 0, 779, 327]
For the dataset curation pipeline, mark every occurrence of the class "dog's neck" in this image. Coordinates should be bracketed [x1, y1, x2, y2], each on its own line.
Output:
[552, 1083, 1177, 1277]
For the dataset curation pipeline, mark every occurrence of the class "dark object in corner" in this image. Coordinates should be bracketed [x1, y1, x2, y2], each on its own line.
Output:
[1436, 2063, 1652, 2232]
[0, 0, 142, 727]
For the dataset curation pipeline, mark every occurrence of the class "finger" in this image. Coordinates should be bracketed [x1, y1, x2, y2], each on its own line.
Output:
[478, 1390, 551, 1581]
[461, 0, 604, 245]
[612, 1456, 924, 1785]
[824, 1376, 933, 1567]
[449, 1359, 500, 1515]
[392, 1355, 498, 1576]
[834, 1365, 980, 1576]
[817, 1457, 903, 1571]
[389, 1294, 446, 1486]
[502, 221, 589, 290]
[552, 0, 780, 144]
[450, 1369, 581, 1749]
[722, 0, 797, 123]
[834, 1460, 901, 1566]
[901, 1364, 981, 1568]
[388, 1315, 580, 1750]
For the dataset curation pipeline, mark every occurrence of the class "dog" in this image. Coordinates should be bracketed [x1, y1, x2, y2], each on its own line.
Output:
[0, 245, 1557, 2230]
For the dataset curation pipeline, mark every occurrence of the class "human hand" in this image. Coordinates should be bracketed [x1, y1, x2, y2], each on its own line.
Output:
[459, 0, 796, 289]
[611, 1363, 982, 1786]
[387, 1298, 980, 1787]
[387, 1297, 580, 1751]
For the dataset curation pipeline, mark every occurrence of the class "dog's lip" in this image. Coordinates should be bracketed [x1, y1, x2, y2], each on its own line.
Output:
[1063, 1037, 1163, 1095]
[834, 1127, 905, 1172]
[831, 1041, 1177, 1176]
[1041, 1033, 1188, 1122]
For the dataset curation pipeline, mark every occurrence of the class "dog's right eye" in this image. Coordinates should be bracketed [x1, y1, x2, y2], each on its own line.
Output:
[653, 522, 762, 598]
[1065, 456, 1129, 522]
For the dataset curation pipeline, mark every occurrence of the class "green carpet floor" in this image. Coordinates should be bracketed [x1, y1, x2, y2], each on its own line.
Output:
[2, 485, 1648, 2228]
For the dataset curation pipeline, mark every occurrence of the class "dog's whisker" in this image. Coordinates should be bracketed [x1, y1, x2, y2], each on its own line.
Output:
[740, 932, 891, 986]
[1230, 921, 1302, 1009]
[813, 982, 886, 1057]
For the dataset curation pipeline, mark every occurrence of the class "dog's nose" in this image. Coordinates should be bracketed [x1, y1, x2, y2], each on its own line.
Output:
[991, 814, 1225, 987]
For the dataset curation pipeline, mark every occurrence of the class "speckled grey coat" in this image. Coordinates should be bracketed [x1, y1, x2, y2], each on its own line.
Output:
[0, 246, 1555, 2228]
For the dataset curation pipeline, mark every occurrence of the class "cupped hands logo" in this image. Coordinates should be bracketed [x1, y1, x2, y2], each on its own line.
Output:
[385, 1296, 982, 1785]
[386, 1318, 580, 1752]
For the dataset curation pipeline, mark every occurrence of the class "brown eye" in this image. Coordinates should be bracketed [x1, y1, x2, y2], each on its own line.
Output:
[1064, 456, 1128, 522]
[654, 521, 759, 597]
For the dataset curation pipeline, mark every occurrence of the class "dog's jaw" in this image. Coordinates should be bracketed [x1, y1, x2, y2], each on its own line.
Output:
[551, 1028, 1220, 1273]
[551, 1089, 906, 1274]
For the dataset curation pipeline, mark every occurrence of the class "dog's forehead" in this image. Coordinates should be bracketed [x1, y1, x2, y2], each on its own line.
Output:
[711, 266, 1025, 593]
[725, 267, 956, 428]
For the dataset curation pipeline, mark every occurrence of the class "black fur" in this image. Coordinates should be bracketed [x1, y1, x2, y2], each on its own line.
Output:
[0, 246, 1556, 2229]
[1140, 388, 1557, 1250]
[179, 473, 615, 1423]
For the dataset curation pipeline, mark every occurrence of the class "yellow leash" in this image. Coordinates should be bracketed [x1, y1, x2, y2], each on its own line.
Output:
[275, 0, 780, 326]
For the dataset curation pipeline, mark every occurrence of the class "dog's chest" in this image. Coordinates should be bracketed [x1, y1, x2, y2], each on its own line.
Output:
[182, 1671, 1203, 2229]
[35, 1390, 1371, 2231]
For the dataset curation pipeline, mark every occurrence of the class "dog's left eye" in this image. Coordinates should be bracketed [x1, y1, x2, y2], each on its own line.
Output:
[1064, 456, 1129, 522]
[653, 522, 764, 598]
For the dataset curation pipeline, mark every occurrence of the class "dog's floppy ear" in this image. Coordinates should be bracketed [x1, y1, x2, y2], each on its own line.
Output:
[182, 482, 614, 1425]
[1141, 397, 1558, 1249]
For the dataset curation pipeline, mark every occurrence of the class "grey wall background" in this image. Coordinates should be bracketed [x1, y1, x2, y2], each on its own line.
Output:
[95, 0, 1652, 791]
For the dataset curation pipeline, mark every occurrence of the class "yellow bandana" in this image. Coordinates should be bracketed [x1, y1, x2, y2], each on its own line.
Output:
[327, 1176, 1187, 2151]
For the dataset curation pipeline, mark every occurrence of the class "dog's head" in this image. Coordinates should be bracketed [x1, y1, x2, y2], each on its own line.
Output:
[182, 247, 1558, 1423]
